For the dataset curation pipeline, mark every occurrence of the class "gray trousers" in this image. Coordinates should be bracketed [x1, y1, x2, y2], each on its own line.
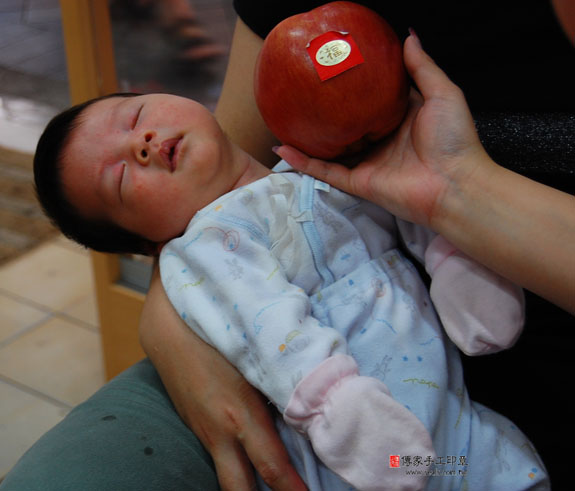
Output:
[0, 359, 219, 490]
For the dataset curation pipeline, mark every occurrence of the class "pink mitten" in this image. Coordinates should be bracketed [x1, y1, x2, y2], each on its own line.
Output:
[284, 355, 435, 491]
[425, 236, 525, 355]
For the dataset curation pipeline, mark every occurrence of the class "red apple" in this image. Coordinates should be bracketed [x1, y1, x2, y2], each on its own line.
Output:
[254, 1, 409, 160]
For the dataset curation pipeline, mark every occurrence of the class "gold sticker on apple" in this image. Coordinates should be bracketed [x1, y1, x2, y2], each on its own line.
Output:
[316, 40, 351, 66]
[307, 31, 364, 81]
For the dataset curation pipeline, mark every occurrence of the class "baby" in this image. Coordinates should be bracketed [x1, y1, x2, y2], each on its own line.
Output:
[35, 93, 548, 491]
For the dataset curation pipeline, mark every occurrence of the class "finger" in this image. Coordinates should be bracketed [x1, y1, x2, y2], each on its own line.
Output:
[403, 32, 460, 102]
[245, 443, 307, 490]
[211, 442, 258, 491]
[388, 87, 423, 142]
[241, 411, 308, 491]
[274, 145, 355, 195]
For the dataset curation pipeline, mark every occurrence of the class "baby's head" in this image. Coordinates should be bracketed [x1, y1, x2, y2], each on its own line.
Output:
[34, 93, 155, 255]
[35, 93, 238, 255]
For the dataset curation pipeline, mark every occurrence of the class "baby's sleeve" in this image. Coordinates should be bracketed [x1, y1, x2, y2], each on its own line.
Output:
[159, 213, 347, 409]
[424, 235, 524, 355]
[397, 220, 524, 356]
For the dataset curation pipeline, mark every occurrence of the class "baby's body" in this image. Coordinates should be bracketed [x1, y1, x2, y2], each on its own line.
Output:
[160, 166, 546, 490]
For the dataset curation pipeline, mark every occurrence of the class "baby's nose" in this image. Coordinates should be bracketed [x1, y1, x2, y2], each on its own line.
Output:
[135, 131, 155, 166]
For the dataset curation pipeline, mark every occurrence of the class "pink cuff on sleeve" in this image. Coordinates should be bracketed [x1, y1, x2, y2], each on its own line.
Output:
[283, 354, 360, 431]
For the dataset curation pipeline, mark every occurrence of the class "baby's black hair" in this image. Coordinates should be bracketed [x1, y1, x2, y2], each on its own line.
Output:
[34, 93, 158, 256]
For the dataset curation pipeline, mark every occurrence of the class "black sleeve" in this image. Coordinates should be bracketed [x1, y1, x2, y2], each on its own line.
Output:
[234, 1, 574, 110]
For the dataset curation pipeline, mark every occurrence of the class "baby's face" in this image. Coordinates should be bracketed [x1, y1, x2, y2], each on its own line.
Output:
[61, 94, 236, 243]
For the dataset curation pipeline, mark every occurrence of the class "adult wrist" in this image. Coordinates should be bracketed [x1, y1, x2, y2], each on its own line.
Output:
[430, 151, 500, 246]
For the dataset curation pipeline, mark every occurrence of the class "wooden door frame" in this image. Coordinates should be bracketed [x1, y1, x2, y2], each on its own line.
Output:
[59, 0, 146, 379]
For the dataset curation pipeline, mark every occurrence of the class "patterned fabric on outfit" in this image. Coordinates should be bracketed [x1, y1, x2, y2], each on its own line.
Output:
[160, 166, 547, 490]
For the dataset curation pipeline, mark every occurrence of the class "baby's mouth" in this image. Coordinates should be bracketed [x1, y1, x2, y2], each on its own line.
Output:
[159, 138, 181, 172]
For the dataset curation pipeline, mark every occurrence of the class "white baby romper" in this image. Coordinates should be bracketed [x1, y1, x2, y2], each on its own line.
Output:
[160, 167, 548, 490]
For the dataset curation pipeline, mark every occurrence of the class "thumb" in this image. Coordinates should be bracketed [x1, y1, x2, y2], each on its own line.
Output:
[403, 31, 460, 102]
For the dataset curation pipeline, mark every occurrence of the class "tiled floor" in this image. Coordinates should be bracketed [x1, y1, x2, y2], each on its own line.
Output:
[0, 0, 236, 480]
[0, 235, 102, 478]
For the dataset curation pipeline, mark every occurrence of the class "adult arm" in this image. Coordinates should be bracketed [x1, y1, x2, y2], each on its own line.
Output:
[139, 266, 306, 490]
[214, 18, 279, 167]
[279, 34, 575, 314]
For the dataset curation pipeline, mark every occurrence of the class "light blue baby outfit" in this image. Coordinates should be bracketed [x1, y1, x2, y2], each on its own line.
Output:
[160, 168, 548, 490]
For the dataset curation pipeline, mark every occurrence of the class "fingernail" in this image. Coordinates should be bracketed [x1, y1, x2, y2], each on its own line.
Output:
[408, 27, 422, 48]
[272, 145, 281, 154]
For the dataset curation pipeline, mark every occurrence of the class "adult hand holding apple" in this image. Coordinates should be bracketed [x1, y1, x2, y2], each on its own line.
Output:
[276, 32, 490, 231]
[254, 1, 408, 160]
